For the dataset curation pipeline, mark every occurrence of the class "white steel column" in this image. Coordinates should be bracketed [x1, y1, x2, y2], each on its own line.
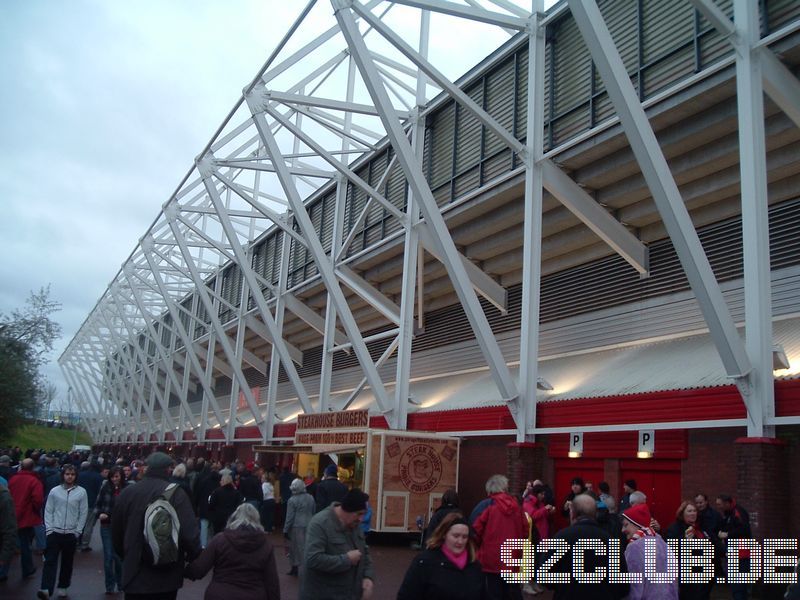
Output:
[126, 260, 227, 431]
[246, 107, 394, 415]
[321, 62, 355, 415]
[264, 231, 292, 441]
[112, 285, 195, 430]
[334, 1, 519, 410]
[735, 0, 774, 438]
[155, 223, 259, 434]
[193, 164, 314, 415]
[567, 1, 752, 386]
[395, 8, 430, 431]
[320, 175, 349, 414]
[519, 2, 546, 442]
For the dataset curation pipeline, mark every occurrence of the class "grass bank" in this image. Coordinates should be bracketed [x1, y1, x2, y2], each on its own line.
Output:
[1, 423, 93, 452]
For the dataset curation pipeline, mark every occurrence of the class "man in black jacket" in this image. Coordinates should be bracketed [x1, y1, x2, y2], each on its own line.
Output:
[77, 461, 103, 551]
[315, 464, 348, 513]
[543, 494, 629, 600]
[111, 452, 200, 599]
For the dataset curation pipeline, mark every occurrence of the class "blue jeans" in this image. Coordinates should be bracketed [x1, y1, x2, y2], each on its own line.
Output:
[100, 525, 121, 592]
[34, 523, 47, 550]
[18, 527, 36, 577]
[200, 518, 211, 548]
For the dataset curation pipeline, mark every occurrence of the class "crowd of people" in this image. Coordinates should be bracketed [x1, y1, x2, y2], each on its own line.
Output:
[405, 474, 799, 600]
[1, 445, 798, 600]
[0, 446, 372, 600]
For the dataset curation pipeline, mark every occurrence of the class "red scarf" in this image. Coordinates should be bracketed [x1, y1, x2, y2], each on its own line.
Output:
[441, 544, 468, 570]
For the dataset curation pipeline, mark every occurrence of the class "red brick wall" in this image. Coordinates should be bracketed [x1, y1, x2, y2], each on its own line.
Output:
[506, 443, 546, 500]
[458, 435, 513, 516]
[783, 426, 800, 539]
[681, 428, 744, 503]
[735, 438, 788, 540]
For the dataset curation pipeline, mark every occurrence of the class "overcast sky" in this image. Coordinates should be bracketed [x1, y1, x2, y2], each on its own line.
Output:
[0, 0, 540, 413]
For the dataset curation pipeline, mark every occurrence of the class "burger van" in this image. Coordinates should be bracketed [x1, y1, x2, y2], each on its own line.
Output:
[254, 410, 460, 533]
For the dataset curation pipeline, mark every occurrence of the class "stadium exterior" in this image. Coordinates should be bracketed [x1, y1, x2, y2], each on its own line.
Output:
[61, 0, 800, 539]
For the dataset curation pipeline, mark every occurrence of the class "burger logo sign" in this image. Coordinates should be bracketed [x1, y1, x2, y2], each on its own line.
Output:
[398, 443, 443, 493]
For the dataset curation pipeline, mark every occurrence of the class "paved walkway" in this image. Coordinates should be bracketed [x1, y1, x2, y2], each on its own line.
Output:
[2, 528, 418, 600]
[1, 528, 741, 599]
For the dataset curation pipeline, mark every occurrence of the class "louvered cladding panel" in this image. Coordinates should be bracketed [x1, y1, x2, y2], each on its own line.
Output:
[288, 220, 307, 288]
[179, 298, 192, 335]
[428, 101, 456, 195]
[515, 48, 528, 141]
[769, 0, 800, 32]
[384, 150, 407, 212]
[344, 180, 365, 257]
[642, 0, 694, 64]
[454, 86, 483, 176]
[318, 191, 336, 254]
[698, 0, 733, 68]
[367, 151, 389, 231]
[551, 16, 591, 144]
[593, 0, 638, 121]
[483, 150, 514, 182]
[484, 60, 516, 158]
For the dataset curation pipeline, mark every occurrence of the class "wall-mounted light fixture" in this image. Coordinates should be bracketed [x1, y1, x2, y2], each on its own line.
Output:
[773, 344, 790, 371]
[638, 429, 654, 459]
[537, 377, 554, 391]
[569, 432, 583, 458]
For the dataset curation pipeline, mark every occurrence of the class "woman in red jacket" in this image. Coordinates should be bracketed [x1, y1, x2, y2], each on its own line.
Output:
[8, 458, 43, 579]
[471, 474, 528, 600]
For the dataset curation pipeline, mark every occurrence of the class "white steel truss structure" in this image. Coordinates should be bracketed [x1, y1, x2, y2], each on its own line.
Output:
[60, 0, 800, 444]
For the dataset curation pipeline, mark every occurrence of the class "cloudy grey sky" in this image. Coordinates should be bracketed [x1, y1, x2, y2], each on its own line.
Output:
[0, 0, 537, 413]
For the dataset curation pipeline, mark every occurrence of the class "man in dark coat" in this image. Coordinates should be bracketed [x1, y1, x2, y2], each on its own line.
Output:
[314, 464, 347, 514]
[195, 469, 221, 548]
[302, 489, 373, 600]
[694, 492, 722, 538]
[543, 494, 629, 600]
[111, 452, 200, 599]
[0, 482, 18, 582]
[77, 461, 104, 551]
[208, 474, 243, 535]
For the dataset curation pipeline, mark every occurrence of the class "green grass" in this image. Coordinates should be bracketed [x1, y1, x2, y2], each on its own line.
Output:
[1, 423, 93, 452]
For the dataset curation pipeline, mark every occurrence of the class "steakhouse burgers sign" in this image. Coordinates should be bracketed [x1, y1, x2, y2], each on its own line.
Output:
[293, 409, 370, 446]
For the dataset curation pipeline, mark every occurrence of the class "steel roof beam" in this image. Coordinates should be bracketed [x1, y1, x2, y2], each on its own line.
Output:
[334, 0, 519, 407]
[567, 0, 752, 381]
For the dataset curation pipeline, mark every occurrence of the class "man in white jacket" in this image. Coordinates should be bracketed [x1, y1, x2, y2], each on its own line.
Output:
[37, 464, 88, 600]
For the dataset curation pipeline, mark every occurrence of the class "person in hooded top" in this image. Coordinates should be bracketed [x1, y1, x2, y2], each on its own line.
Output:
[422, 488, 461, 546]
[621, 503, 678, 600]
[284, 477, 315, 577]
[397, 512, 485, 600]
[186, 502, 280, 600]
[471, 474, 529, 600]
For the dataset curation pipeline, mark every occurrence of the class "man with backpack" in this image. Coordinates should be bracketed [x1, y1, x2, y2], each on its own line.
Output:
[111, 452, 200, 599]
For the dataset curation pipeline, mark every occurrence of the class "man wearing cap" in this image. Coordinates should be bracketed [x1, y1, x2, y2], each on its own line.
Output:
[302, 488, 374, 600]
[619, 480, 637, 512]
[111, 452, 200, 599]
[620, 503, 678, 599]
[0, 455, 14, 483]
[315, 464, 348, 514]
